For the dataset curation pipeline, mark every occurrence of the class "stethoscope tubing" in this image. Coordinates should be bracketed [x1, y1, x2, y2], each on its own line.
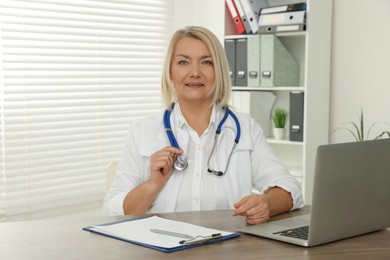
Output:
[164, 108, 179, 149]
[163, 104, 240, 173]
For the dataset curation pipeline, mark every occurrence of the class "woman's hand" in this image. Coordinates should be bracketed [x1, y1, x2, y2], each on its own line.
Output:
[232, 194, 271, 225]
[232, 187, 293, 225]
[149, 146, 183, 188]
[123, 146, 184, 215]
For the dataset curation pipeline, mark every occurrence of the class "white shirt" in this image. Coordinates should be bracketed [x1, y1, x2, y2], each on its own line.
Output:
[103, 104, 304, 215]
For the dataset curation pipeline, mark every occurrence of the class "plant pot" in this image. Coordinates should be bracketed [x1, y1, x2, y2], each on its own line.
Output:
[273, 128, 285, 140]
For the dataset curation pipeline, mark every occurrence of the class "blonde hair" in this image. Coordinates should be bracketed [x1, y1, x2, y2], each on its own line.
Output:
[161, 26, 231, 110]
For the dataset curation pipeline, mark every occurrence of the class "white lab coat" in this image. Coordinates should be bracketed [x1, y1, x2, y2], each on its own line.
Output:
[103, 105, 304, 215]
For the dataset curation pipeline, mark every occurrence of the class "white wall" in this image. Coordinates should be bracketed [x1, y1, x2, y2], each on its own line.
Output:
[169, 0, 225, 42]
[329, 0, 390, 143]
[172, 0, 390, 144]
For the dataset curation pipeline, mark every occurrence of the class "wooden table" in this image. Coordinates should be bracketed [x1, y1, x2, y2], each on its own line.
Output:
[1, 206, 389, 259]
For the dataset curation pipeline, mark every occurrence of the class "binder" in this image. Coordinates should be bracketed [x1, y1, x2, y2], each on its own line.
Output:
[258, 10, 306, 27]
[239, 0, 259, 33]
[226, 0, 245, 34]
[260, 34, 299, 87]
[260, 2, 306, 15]
[258, 23, 306, 34]
[231, 91, 276, 138]
[251, 91, 276, 138]
[289, 91, 304, 142]
[235, 38, 247, 86]
[247, 35, 261, 87]
[230, 91, 250, 113]
[83, 215, 239, 253]
[224, 38, 236, 86]
[233, 0, 251, 34]
[249, 0, 268, 18]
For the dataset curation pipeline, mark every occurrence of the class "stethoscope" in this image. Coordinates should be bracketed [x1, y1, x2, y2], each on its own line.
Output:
[163, 104, 241, 176]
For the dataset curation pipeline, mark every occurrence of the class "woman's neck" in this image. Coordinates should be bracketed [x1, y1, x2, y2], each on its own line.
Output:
[178, 101, 212, 136]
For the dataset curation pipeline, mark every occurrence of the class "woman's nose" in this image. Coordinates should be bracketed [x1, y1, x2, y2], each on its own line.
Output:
[190, 65, 200, 77]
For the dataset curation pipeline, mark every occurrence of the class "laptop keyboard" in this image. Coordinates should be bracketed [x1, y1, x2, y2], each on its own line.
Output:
[273, 225, 309, 240]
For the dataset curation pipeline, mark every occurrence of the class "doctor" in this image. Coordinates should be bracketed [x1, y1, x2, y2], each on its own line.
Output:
[103, 26, 304, 224]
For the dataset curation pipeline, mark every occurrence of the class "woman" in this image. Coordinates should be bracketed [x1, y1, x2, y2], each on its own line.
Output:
[103, 26, 304, 224]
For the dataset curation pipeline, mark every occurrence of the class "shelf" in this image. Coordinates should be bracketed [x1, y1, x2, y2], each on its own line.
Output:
[225, 31, 306, 39]
[225, 0, 333, 203]
[274, 31, 306, 37]
[232, 86, 304, 92]
[267, 138, 304, 145]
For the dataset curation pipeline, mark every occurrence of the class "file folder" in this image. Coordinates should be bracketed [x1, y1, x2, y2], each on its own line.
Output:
[289, 91, 304, 142]
[251, 91, 276, 138]
[249, 0, 268, 18]
[230, 91, 251, 114]
[83, 215, 239, 253]
[239, 0, 259, 33]
[225, 38, 236, 86]
[234, 0, 251, 34]
[235, 38, 247, 86]
[260, 2, 306, 15]
[226, 0, 245, 34]
[258, 10, 306, 27]
[258, 23, 306, 34]
[247, 34, 261, 87]
[260, 34, 299, 87]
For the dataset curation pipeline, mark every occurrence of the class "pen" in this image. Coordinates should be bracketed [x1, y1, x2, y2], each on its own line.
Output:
[150, 228, 194, 239]
[180, 233, 223, 246]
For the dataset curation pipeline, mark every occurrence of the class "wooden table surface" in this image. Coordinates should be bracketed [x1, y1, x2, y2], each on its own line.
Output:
[1, 206, 389, 259]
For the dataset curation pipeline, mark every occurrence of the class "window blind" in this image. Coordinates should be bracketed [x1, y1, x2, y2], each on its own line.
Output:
[0, 0, 169, 221]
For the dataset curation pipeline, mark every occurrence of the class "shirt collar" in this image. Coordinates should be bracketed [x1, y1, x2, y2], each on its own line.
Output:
[171, 102, 185, 129]
[172, 102, 224, 131]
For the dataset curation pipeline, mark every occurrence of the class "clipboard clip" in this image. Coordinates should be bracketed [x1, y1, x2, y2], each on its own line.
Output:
[179, 233, 223, 246]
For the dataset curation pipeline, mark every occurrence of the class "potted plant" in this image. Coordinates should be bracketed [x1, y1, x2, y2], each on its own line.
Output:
[273, 108, 288, 140]
[332, 108, 390, 141]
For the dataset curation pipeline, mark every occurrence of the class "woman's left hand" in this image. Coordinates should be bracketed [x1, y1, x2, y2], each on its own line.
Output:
[232, 194, 271, 225]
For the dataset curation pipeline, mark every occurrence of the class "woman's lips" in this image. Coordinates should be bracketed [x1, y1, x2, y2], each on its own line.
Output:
[186, 82, 203, 88]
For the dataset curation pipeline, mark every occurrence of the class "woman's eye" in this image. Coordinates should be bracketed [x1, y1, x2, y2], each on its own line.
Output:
[202, 60, 213, 65]
[178, 60, 189, 65]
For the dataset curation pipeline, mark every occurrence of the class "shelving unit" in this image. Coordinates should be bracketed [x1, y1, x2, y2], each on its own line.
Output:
[225, 0, 333, 203]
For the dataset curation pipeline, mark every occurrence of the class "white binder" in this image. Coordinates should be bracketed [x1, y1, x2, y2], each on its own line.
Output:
[239, 0, 258, 33]
[249, 0, 268, 17]
[260, 2, 306, 15]
[258, 10, 306, 27]
[258, 23, 306, 34]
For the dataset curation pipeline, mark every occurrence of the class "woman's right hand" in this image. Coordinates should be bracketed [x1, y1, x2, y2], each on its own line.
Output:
[123, 146, 184, 215]
[149, 147, 183, 188]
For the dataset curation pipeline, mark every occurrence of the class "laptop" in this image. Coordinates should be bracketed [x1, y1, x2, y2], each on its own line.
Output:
[238, 138, 390, 247]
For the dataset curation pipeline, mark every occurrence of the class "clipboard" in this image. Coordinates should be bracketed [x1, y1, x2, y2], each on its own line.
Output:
[83, 215, 240, 253]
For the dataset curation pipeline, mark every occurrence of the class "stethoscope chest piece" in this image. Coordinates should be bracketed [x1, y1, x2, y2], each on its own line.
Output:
[174, 154, 188, 171]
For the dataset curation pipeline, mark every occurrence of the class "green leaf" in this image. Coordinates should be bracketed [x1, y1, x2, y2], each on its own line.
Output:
[273, 108, 288, 128]
[331, 108, 390, 141]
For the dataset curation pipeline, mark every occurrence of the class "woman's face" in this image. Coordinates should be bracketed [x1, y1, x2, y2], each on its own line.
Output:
[170, 37, 215, 105]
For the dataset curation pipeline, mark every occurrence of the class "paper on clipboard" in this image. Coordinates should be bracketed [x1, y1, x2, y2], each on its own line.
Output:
[83, 215, 239, 252]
